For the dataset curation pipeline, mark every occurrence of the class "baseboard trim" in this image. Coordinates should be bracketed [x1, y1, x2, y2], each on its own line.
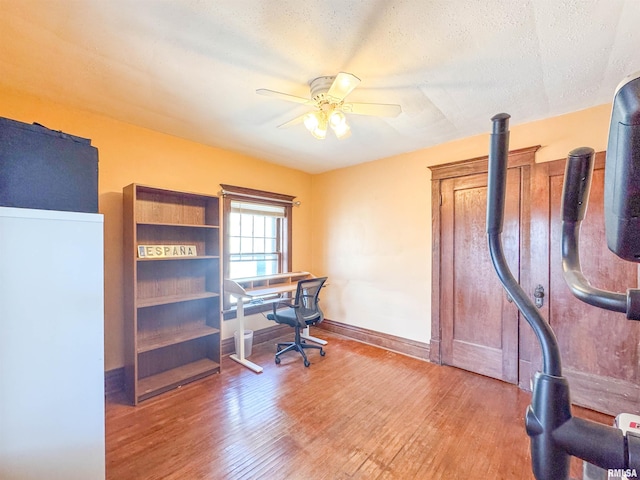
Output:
[106, 322, 429, 395]
[105, 367, 125, 396]
[318, 319, 430, 361]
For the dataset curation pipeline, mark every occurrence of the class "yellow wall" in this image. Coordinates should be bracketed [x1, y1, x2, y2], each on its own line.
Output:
[0, 81, 614, 368]
[0, 85, 314, 370]
[311, 104, 612, 343]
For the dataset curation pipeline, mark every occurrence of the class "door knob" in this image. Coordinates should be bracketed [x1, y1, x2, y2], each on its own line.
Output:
[534, 284, 545, 308]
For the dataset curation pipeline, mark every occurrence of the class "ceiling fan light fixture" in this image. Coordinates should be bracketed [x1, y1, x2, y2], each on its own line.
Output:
[259, 71, 400, 140]
[329, 110, 345, 128]
[304, 111, 327, 139]
[311, 125, 328, 140]
[329, 110, 351, 139]
[304, 110, 329, 139]
[332, 121, 351, 139]
[303, 111, 320, 131]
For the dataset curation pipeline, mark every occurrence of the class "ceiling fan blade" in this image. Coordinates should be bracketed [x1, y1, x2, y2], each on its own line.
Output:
[277, 114, 307, 128]
[256, 89, 311, 104]
[327, 72, 361, 101]
[342, 102, 402, 117]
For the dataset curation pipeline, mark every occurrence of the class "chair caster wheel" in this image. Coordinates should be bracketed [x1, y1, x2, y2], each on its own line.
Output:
[304, 360, 310, 367]
[320, 350, 325, 356]
[275, 357, 281, 364]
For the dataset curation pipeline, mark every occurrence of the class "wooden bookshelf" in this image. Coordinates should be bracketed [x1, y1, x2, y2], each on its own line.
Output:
[123, 184, 222, 405]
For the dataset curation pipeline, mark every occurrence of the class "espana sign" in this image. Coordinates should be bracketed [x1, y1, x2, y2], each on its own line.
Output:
[138, 245, 197, 258]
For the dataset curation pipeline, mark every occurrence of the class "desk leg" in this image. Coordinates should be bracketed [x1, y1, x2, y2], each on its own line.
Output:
[229, 299, 263, 373]
[301, 326, 328, 346]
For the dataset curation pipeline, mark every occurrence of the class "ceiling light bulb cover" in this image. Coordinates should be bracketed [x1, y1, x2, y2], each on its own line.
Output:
[332, 122, 351, 139]
[311, 125, 327, 140]
[329, 110, 346, 128]
[328, 110, 350, 139]
[303, 112, 319, 131]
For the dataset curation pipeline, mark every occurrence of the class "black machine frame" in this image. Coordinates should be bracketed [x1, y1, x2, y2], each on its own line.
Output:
[486, 72, 640, 480]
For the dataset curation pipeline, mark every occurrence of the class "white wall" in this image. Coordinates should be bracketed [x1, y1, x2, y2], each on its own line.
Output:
[311, 104, 612, 345]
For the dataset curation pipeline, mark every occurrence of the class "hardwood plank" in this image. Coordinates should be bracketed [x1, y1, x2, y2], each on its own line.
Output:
[106, 331, 613, 479]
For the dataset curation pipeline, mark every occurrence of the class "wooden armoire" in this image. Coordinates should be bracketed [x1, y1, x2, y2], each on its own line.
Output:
[429, 147, 640, 416]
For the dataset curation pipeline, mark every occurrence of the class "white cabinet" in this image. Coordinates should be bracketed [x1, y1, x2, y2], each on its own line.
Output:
[0, 207, 105, 480]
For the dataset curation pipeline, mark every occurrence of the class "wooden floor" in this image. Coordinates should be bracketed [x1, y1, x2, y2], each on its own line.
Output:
[106, 332, 612, 479]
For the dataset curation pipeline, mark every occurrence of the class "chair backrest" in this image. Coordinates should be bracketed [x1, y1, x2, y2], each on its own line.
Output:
[294, 277, 327, 325]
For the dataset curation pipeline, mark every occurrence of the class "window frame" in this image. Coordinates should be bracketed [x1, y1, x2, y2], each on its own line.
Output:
[220, 184, 294, 319]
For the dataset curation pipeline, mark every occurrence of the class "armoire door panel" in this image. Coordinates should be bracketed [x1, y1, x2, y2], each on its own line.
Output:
[440, 170, 520, 384]
[532, 155, 640, 415]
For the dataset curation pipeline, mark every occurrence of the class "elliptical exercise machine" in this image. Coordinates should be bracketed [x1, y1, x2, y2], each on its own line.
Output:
[486, 72, 640, 480]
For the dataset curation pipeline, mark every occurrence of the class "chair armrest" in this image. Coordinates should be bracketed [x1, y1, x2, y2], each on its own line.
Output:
[271, 298, 297, 315]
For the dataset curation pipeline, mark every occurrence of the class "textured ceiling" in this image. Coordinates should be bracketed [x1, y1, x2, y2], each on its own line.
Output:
[2, 0, 640, 173]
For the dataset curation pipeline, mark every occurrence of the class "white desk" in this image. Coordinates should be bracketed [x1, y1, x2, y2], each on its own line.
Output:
[224, 272, 327, 372]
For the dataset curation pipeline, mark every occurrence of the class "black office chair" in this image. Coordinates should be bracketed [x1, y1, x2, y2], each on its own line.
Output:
[267, 277, 327, 367]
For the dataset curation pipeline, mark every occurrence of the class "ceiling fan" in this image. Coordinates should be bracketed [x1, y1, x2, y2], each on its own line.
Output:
[256, 72, 402, 140]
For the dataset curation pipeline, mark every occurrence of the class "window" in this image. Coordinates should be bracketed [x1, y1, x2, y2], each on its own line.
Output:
[228, 201, 284, 278]
[220, 184, 294, 317]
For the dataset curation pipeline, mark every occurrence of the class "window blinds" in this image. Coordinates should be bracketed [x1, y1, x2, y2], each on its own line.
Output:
[230, 200, 285, 218]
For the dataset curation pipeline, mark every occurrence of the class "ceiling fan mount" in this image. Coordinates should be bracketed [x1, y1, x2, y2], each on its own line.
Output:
[257, 72, 401, 140]
[309, 75, 337, 102]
